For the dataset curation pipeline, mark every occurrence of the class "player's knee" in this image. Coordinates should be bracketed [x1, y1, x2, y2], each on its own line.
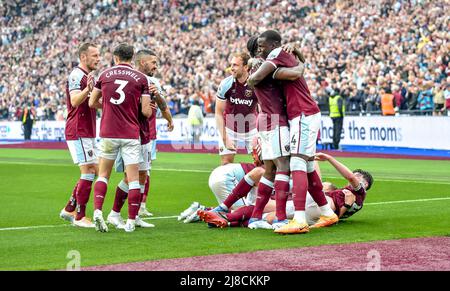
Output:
[290, 156, 307, 172]
[263, 171, 275, 181]
[80, 164, 97, 175]
[248, 167, 265, 182]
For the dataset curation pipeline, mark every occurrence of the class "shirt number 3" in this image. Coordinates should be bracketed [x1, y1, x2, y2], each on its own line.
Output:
[111, 80, 128, 105]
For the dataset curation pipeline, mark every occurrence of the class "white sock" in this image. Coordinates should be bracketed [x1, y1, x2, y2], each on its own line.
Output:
[141, 202, 146, 209]
[293, 211, 306, 224]
[319, 204, 335, 217]
[110, 210, 121, 216]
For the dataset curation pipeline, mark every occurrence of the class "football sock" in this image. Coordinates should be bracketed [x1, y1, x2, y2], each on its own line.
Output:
[226, 205, 255, 223]
[128, 181, 141, 220]
[274, 172, 290, 221]
[291, 157, 308, 224]
[75, 174, 95, 220]
[250, 177, 274, 219]
[64, 182, 78, 212]
[142, 175, 150, 204]
[307, 165, 335, 216]
[93, 177, 108, 211]
[222, 174, 254, 209]
[112, 180, 129, 213]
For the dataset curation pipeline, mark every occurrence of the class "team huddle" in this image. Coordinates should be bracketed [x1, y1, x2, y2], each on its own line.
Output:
[180, 30, 374, 234]
[59, 30, 373, 235]
[60, 43, 174, 232]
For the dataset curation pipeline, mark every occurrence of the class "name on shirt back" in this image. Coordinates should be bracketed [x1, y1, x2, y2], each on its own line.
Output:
[105, 69, 141, 82]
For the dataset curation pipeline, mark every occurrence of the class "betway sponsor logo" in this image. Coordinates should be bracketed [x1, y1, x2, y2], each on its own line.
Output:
[230, 96, 253, 106]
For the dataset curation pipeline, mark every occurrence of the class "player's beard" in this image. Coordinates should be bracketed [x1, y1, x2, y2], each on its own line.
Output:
[87, 61, 98, 72]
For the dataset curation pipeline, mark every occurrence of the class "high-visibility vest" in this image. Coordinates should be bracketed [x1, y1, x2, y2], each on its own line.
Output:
[381, 94, 395, 115]
[329, 95, 344, 118]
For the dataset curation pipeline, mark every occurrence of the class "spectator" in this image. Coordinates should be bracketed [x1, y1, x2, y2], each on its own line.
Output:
[417, 83, 434, 116]
[329, 90, 344, 150]
[365, 87, 380, 113]
[380, 88, 396, 116]
[0, 1, 448, 119]
[316, 88, 329, 113]
[187, 99, 204, 144]
[407, 85, 419, 111]
[21, 102, 35, 140]
[392, 84, 404, 112]
[433, 83, 445, 116]
[444, 80, 450, 116]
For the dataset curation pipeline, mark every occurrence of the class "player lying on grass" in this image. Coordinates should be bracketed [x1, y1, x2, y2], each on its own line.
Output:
[195, 152, 373, 230]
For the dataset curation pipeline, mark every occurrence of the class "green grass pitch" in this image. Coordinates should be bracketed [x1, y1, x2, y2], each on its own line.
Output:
[0, 148, 449, 270]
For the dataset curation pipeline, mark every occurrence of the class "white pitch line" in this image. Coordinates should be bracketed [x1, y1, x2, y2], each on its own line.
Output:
[1, 198, 450, 232]
[0, 215, 178, 232]
[0, 224, 70, 231]
[365, 197, 450, 206]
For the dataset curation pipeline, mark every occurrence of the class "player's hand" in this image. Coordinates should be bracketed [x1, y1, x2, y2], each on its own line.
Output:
[150, 101, 157, 110]
[281, 43, 297, 54]
[87, 73, 95, 92]
[343, 189, 356, 205]
[224, 137, 236, 151]
[314, 152, 330, 161]
[149, 84, 160, 98]
[282, 43, 306, 63]
[167, 121, 174, 132]
[248, 58, 263, 71]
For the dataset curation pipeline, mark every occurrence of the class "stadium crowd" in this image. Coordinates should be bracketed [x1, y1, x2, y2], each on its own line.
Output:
[0, 0, 449, 121]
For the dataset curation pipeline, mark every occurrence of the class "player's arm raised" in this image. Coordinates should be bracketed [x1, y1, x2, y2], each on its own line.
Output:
[315, 153, 360, 189]
[247, 62, 276, 88]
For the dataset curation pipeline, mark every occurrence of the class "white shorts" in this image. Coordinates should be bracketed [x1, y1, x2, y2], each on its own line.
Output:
[149, 139, 157, 161]
[258, 126, 290, 160]
[289, 112, 321, 157]
[208, 164, 248, 210]
[218, 128, 258, 156]
[115, 142, 151, 172]
[67, 138, 98, 166]
[285, 194, 333, 225]
[99, 138, 142, 166]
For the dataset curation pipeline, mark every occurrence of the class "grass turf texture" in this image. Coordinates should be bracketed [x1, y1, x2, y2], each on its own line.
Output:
[0, 148, 449, 270]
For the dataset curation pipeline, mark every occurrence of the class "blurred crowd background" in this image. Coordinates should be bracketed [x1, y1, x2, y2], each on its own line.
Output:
[0, 0, 449, 121]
